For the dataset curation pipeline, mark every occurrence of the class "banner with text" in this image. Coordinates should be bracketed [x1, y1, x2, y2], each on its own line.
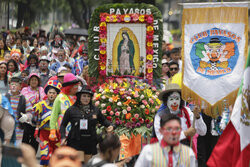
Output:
[182, 2, 248, 117]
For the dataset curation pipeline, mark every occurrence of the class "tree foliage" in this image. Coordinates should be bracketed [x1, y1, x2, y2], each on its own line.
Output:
[2, 0, 159, 28]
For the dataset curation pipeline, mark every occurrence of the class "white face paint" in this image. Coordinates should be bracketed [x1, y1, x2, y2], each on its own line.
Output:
[167, 92, 181, 112]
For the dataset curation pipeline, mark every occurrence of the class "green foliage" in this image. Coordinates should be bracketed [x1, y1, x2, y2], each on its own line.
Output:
[88, 3, 163, 83]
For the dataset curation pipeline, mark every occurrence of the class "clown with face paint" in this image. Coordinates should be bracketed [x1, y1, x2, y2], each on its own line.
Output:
[152, 84, 207, 151]
[49, 73, 79, 142]
[10, 49, 25, 72]
[33, 80, 62, 166]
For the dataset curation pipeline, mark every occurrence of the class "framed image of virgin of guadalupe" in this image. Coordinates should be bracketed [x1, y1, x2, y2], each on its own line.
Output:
[88, 3, 163, 84]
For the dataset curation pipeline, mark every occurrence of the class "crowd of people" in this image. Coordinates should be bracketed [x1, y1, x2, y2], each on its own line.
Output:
[0, 26, 230, 167]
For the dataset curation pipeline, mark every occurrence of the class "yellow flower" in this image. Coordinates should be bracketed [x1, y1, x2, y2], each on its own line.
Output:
[146, 54, 153, 60]
[113, 15, 117, 22]
[100, 22, 106, 27]
[100, 50, 106, 54]
[147, 42, 153, 47]
[104, 88, 110, 92]
[100, 38, 107, 43]
[147, 26, 153, 31]
[146, 89, 152, 97]
[106, 16, 110, 22]
[124, 82, 128, 88]
[156, 99, 161, 105]
[113, 83, 118, 89]
[100, 65, 106, 70]
[139, 15, 145, 22]
[147, 68, 153, 73]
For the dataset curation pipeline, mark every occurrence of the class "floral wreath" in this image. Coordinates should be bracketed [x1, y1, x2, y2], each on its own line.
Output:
[99, 13, 155, 83]
[88, 3, 163, 86]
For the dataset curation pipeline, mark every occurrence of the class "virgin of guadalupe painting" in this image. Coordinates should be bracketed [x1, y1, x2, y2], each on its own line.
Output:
[117, 31, 135, 75]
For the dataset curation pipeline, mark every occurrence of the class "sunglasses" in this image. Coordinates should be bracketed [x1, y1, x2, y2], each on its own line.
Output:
[55, 153, 78, 161]
[170, 67, 178, 71]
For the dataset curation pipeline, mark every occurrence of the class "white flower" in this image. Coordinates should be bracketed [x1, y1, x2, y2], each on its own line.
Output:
[117, 102, 122, 106]
[101, 103, 106, 108]
[99, 88, 104, 92]
[122, 109, 127, 114]
[95, 101, 100, 106]
[140, 95, 144, 99]
[128, 89, 132, 92]
[140, 105, 145, 109]
[120, 88, 125, 92]
[110, 89, 114, 93]
[109, 98, 113, 102]
[126, 96, 131, 99]
[101, 95, 106, 99]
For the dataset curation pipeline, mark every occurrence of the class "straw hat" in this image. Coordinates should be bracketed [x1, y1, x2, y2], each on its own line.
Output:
[158, 83, 181, 101]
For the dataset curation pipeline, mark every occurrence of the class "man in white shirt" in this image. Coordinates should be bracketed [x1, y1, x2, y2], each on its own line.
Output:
[135, 114, 197, 167]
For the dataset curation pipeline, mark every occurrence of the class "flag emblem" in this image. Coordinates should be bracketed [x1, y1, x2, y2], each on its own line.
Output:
[190, 28, 240, 80]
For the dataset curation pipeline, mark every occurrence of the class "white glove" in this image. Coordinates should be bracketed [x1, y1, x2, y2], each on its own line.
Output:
[19, 113, 28, 123]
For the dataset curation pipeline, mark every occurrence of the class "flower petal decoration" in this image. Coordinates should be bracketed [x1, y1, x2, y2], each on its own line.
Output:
[146, 25, 154, 32]
[124, 14, 131, 22]
[106, 16, 110, 22]
[100, 70, 106, 76]
[146, 64, 153, 69]
[99, 45, 106, 51]
[146, 49, 154, 55]
[100, 22, 106, 27]
[146, 15, 154, 24]
[146, 54, 153, 61]
[147, 68, 153, 73]
[131, 13, 139, 22]
[117, 15, 122, 22]
[147, 31, 154, 36]
[100, 34, 106, 39]
[100, 50, 106, 55]
[100, 65, 106, 70]
[100, 38, 107, 43]
[139, 15, 145, 22]
[147, 42, 153, 47]
[100, 26, 106, 31]
[113, 15, 118, 22]
[146, 35, 153, 41]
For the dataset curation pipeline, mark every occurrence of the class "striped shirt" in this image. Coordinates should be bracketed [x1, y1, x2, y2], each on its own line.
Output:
[10, 95, 34, 146]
